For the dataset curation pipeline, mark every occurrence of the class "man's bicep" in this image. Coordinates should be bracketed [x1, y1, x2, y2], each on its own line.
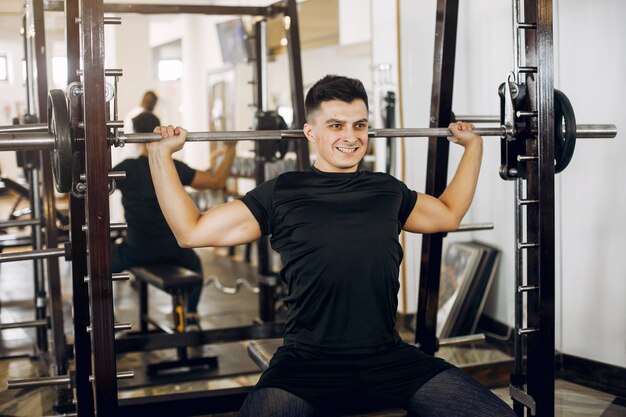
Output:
[195, 200, 262, 247]
[403, 192, 458, 234]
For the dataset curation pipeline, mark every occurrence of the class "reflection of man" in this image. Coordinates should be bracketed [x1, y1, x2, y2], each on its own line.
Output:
[112, 112, 236, 329]
[123, 91, 159, 135]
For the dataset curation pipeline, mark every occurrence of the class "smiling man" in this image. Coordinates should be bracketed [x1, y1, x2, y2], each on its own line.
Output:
[146, 75, 515, 416]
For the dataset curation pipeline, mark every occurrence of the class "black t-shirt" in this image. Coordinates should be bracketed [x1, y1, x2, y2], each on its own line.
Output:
[241, 167, 418, 354]
[113, 155, 195, 247]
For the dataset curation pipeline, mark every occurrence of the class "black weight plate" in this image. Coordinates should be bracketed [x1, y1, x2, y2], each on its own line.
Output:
[47, 90, 73, 193]
[554, 89, 577, 173]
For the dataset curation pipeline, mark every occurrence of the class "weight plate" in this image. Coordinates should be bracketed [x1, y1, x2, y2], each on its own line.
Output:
[554, 89, 577, 173]
[47, 90, 73, 193]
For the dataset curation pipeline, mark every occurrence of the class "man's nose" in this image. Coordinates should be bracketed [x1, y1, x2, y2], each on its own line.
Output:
[341, 127, 358, 142]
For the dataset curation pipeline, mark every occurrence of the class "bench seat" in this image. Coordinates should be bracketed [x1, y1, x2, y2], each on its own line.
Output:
[130, 264, 216, 375]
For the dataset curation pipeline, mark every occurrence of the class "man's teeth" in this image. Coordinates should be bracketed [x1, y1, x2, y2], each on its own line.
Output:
[337, 147, 357, 153]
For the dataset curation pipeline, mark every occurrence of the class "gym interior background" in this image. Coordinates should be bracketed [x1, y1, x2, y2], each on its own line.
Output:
[0, 0, 624, 416]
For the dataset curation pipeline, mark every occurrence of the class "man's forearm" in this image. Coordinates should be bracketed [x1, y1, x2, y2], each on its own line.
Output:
[211, 146, 236, 188]
[148, 149, 201, 244]
[439, 139, 483, 222]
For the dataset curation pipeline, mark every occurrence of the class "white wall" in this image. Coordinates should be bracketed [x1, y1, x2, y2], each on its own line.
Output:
[556, 0, 626, 368]
[398, 0, 625, 368]
[0, 17, 27, 178]
[0, 14, 65, 180]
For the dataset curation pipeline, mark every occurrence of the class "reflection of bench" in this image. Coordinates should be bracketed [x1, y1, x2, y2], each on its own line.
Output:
[0, 233, 33, 251]
[247, 339, 408, 417]
[131, 264, 217, 375]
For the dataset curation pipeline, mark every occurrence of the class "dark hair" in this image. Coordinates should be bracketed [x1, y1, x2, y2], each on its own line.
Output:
[141, 91, 158, 112]
[304, 75, 368, 121]
[132, 111, 161, 133]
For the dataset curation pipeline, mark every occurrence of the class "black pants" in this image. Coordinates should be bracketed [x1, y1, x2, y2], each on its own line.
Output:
[251, 342, 453, 410]
[238, 367, 517, 416]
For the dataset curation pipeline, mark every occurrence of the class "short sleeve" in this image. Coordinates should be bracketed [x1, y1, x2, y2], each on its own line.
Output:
[396, 179, 418, 226]
[174, 160, 196, 186]
[239, 179, 276, 236]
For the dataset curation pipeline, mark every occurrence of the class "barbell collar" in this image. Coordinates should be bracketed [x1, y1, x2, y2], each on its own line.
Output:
[0, 247, 66, 263]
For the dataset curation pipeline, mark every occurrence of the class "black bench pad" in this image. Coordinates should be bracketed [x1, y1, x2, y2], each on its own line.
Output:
[130, 264, 202, 291]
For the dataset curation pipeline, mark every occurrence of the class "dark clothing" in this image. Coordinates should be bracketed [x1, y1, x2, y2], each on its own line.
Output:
[240, 167, 453, 408]
[239, 367, 517, 417]
[241, 167, 417, 354]
[132, 111, 160, 134]
[254, 341, 452, 412]
[111, 155, 202, 312]
[113, 156, 195, 247]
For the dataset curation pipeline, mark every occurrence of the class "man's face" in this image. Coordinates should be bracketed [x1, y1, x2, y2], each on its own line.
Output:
[304, 99, 369, 173]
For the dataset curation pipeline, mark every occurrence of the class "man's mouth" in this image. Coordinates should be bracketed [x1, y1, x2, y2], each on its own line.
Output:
[337, 146, 358, 154]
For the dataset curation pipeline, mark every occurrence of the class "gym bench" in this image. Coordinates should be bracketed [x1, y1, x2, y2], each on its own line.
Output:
[247, 338, 408, 417]
[131, 264, 217, 375]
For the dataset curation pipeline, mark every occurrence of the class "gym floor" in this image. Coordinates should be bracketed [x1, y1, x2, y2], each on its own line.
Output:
[0, 197, 624, 416]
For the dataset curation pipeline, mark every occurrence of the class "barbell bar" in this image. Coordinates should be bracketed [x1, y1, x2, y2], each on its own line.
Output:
[0, 125, 617, 149]
[120, 124, 617, 144]
[0, 89, 618, 193]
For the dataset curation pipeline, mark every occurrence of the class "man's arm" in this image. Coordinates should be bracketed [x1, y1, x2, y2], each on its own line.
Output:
[147, 125, 261, 248]
[190, 143, 236, 190]
[403, 121, 483, 234]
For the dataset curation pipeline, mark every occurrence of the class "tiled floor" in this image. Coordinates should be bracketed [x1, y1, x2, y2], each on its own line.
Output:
[0, 235, 624, 416]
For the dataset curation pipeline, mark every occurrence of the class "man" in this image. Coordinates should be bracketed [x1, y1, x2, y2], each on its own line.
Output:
[123, 90, 159, 135]
[112, 111, 236, 329]
[147, 75, 515, 416]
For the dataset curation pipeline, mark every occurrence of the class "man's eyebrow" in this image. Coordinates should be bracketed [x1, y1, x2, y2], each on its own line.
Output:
[323, 118, 369, 124]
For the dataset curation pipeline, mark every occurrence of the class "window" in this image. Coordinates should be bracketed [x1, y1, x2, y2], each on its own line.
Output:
[158, 59, 183, 81]
[52, 56, 68, 86]
[0, 55, 8, 81]
[154, 40, 182, 82]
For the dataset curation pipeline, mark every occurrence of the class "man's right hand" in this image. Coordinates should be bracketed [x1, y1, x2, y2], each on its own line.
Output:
[147, 125, 188, 156]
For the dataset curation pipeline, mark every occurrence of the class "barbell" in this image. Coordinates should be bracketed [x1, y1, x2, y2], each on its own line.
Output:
[0, 89, 618, 193]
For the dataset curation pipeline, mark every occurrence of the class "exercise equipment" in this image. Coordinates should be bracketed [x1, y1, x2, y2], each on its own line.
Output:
[130, 264, 218, 375]
[0, 89, 616, 194]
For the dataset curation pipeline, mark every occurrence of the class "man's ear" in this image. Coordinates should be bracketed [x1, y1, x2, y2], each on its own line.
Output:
[303, 123, 316, 144]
